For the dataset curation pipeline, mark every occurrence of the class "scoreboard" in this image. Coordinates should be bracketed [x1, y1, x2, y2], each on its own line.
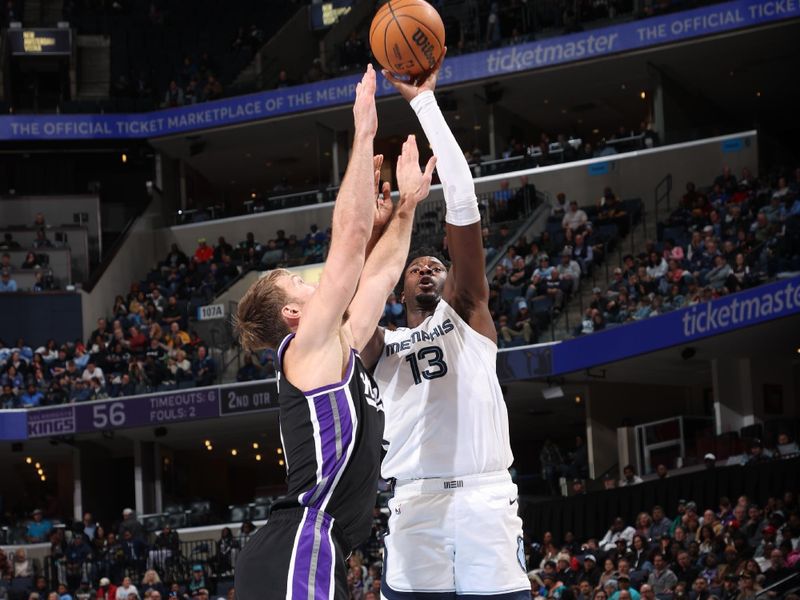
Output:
[7, 28, 72, 56]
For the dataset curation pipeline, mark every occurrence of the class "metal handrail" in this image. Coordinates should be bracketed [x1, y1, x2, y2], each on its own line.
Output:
[653, 173, 673, 227]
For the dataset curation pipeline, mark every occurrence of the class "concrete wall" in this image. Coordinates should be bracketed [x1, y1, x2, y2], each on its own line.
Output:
[79, 195, 165, 342]
[161, 130, 758, 252]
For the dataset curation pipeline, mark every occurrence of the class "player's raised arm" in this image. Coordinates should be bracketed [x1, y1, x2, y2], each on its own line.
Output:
[292, 65, 379, 351]
[383, 55, 494, 341]
[347, 135, 436, 368]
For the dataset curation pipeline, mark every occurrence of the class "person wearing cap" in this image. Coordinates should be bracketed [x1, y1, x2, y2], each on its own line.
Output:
[25, 509, 53, 543]
[503, 299, 535, 345]
[75, 577, 95, 600]
[118, 509, 145, 541]
[0, 269, 17, 293]
[555, 553, 576, 585]
[97, 577, 117, 600]
[187, 566, 206, 597]
[610, 574, 640, 600]
[754, 525, 778, 558]
[703, 453, 717, 469]
[747, 439, 773, 464]
[579, 555, 601, 587]
[193, 238, 213, 264]
[557, 248, 581, 293]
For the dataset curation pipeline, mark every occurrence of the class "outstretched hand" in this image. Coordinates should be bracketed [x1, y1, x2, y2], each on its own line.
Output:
[382, 47, 447, 103]
[353, 64, 378, 138]
[396, 135, 436, 207]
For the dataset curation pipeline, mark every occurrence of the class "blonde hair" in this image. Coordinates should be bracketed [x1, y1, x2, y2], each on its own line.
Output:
[234, 269, 292, 352]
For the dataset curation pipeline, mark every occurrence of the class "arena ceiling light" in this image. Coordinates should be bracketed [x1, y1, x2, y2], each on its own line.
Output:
[542, 385, 565, 400]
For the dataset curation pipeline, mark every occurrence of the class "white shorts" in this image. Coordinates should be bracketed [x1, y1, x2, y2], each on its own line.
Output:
[381, 470, 530, 598]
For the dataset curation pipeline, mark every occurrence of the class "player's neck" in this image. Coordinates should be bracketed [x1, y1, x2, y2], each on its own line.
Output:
[405, 303, 437, 328]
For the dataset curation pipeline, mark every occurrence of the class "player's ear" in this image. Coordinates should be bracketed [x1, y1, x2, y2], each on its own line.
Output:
[281, 302, 302, 330]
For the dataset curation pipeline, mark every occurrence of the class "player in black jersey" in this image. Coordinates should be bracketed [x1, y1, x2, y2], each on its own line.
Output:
[233, 65, 436, 600]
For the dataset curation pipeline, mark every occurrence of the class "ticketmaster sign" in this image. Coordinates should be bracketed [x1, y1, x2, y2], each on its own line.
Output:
[0, 0, 796, 141]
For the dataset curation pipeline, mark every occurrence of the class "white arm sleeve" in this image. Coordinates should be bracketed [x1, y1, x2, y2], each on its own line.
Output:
[409, 90, 480, 226]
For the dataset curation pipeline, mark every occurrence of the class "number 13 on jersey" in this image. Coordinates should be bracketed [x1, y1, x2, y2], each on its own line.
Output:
[404, 346, 448, 385]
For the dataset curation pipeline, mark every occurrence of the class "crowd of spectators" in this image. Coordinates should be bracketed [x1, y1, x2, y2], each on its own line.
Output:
[486, 182, 633, 346]
[524, 488, 800, 600]
[0, 507, 249, 600]
[573, 166, 800, 337]
[0, 500, 390, 600]
[480, 164, 800, 346]
[0, 223, 330, 408]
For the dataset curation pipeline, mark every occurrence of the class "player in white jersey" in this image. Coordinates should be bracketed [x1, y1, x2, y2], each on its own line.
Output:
[358, 56, 531, 599]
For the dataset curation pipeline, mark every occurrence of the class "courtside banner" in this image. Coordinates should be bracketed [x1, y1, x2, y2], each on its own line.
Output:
[1, 0, 797, 140]
[26, 387, 220, 439]
[551, 274, 800, 374]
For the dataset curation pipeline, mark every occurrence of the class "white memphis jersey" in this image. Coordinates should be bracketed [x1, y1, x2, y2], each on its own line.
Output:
[374, 299, 514, 480]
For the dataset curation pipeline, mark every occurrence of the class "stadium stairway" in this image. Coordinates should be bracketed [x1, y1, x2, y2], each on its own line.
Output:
[549, 204, 656, 340]
[230, 4, 315, 93]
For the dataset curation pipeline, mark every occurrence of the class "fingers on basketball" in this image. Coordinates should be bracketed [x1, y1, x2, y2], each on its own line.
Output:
[369, 0, 445, 79]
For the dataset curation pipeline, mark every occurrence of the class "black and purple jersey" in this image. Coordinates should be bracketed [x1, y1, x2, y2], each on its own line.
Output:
[272, 332, 384, 547]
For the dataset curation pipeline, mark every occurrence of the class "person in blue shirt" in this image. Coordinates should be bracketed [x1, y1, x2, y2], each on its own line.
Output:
[26, 508, 53, 543]
[0, 270, 17, 292]
[20, 383, 44, 408]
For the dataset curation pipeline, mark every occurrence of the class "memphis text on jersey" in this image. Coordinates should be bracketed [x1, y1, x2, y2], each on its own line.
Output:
[384, 319, 455, 357]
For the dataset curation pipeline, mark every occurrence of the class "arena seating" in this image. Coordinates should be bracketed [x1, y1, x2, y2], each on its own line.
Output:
[491, 165, 800, 346]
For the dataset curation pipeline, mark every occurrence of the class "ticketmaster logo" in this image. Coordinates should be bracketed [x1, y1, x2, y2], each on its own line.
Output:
[486, 34, 620, 73]
[681, 280, 800, 337]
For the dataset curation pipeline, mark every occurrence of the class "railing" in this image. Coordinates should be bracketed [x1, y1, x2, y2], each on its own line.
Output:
[653, 173, 673, 227]
[755, 571, 800, 598]
[40, 537, 229, 591]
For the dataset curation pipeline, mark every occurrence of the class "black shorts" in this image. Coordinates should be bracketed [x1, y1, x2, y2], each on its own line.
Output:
[235, 507, 349, 600]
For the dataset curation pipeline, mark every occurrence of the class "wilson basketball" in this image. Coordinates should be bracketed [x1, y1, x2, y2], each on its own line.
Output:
[369, 0, 445, 78]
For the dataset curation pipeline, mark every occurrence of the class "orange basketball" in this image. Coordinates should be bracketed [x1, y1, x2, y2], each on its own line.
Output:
[369, 0, 445, 79]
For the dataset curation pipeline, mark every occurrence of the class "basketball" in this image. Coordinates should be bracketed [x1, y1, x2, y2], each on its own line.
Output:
[369, 0, 446, 79]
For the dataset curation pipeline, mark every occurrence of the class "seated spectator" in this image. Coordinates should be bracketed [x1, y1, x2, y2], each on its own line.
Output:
[600, 518, 636, 551]
[81, 362, 105, 387]
[0, 270, 17, 292]
[499, 301, 534, 345]
[557, 248, 581, 292]
[33, 229, 53, 248]
[777, 432, 799, 455]
[21, 252, 40, 269]
[0, 383, 17, 408]
[552, 192, 568, 216]
[259, 240, 285, 268]
[26, 509, 53, 543]
[193, 238, 214, 263]
[563, 201, 589, 232]
[115, 576, 139, 600]
[236, 354, 262, 382]
[163, 80, 184, 107]
[0, 233, 21, 250]
[647, 554, 678, 595]
[192, 346, 216, 386]
[20, 383, 44, 407]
